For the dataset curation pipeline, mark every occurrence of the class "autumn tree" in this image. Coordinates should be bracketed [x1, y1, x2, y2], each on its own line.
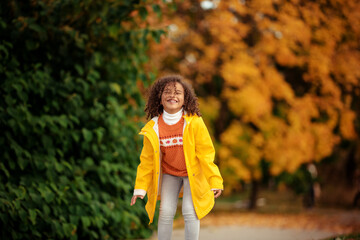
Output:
[147, 0, 360, 208]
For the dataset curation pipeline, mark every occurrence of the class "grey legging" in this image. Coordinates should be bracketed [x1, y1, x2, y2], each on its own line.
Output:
[158, 174, 200, 240]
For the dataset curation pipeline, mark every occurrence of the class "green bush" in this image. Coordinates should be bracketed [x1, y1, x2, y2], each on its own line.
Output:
[0, 1, 164, 239]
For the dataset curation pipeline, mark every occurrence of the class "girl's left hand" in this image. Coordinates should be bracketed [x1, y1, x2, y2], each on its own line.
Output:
[213, 189, 222, 198]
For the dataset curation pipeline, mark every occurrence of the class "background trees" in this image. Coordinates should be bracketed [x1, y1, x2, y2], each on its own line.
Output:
[148, 0, 360, 208]
[0, 0, 165, 239]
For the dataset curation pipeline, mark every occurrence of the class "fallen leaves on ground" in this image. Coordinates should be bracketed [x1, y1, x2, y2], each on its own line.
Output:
[174, 209, 360, 234]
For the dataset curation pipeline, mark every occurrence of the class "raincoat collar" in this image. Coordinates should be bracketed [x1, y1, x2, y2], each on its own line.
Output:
[139, 111, 194, 136]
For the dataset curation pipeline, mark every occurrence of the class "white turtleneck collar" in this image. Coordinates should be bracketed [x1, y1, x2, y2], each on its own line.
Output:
[162, 109, 183, 125]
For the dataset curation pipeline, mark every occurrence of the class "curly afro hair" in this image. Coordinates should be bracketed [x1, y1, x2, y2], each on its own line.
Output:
[145, 75, 201, 119]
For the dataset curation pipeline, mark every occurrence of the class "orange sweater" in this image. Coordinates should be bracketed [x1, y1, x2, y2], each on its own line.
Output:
[158, 114, 187, 176]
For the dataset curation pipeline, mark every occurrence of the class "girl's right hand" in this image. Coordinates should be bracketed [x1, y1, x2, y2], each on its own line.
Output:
[130, 195, 144, 206]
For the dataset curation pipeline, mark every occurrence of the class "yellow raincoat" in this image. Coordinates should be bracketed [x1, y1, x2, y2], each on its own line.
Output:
[134, 113, 224, 224]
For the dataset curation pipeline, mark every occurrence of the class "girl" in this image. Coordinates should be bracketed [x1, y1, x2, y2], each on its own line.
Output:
[130, 75, 223, 240]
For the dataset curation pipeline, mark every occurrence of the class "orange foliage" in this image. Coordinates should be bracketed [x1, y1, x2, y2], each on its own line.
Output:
[146, 0, 360, 194]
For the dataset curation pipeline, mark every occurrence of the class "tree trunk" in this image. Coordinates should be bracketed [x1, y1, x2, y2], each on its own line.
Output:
[248, 179, 258, 210]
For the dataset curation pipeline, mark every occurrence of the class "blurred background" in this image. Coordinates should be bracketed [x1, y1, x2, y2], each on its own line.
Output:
[1, 0, 359, 239]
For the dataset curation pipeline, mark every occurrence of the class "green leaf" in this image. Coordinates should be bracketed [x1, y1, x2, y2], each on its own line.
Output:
[28, 23, 44, 33]
[74, 64, 84, 76]
[152, 4, 162, 18]
[81, 216, 91, 228]
[0, 19, 7, 29]
[71, 132, 80, 142]
[43, 204, 50, 216]
[110, 83, 122, 95]
[95, 128, 105, 143]
[55, 161, 64, 173]
[28, 209, 37, 225]
[82, 128, 93, 142]
[0, 44, 9, 59]
[44, 190, 55, 203]
[42, 135, 53, 149]
[18, 157, 29, 170]
[83, 157, 94, 169]
[62, 223, 75, 237]
[58, 115, 68, 128]
[151, 30, 165, 43]
[62, 161, 73, 171]
[0, 163, 10, 178]
[25, 40, 39, 51]
[139, 7, 148, 20]
[52, 221, 63, 238]
[108, 25, 119, 39]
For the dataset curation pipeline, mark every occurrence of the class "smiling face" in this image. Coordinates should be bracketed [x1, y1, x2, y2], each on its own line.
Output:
[161, 82, 185, 114]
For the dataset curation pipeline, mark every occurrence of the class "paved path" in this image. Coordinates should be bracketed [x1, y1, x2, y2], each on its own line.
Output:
[149, 226, 336, 240]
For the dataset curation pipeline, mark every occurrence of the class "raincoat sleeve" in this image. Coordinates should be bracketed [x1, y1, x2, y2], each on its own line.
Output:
[134, 136, 154, 196]
[194, 117, 224, 190]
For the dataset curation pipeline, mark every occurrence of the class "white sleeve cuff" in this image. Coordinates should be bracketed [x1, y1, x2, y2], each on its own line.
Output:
[133, 189, 147, 197]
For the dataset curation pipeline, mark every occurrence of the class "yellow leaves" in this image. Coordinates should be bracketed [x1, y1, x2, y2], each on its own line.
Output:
[258, 3, 311, 68]
[307, 45, 332, 81]
[224, 84, 272, 121]
[280, 2, 299, 18]
[288, 96, 319, 129]
[247, 146, 262, 167]
[263, 66, 294, 102]
[220, 121, 244, 147]
[218, 0, 247, 15]
[264, 127, 315, 174]
[332, 49, 360, 88]
[278, 14, 311, 50]
[218, 146, 232, 160]
[319, 77, 341, 101]
[207, 10, 250, 46]
[167, 17, 190, 41]
[195, 40, 221, 83]
[221, 54, 270, 121]
[198, 97, 220, 122]
[270, 165, 283, 177]
[228, 157, 252, 182]
[198, 97, 220, 136]
[257, 115, 287, 137]
[342, 0, 360, 35]
[219, 121, 263, 191]
[221, 54, 260, 89]
[260, 93, 341, 174]
[146, 0, 360, 190]
[340, 109, 357, 140]
[247, 0, 277, 16]
[252, 133, 265, 148]
[312, 28, 333, 48]
[275, 43, 299, 67]
[300, 3, 324, 27]
[219, 145, 252, 194]
[255, 32, 277, 55]
[312, 123, 340, 161]
[328, 16, 345, 42]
